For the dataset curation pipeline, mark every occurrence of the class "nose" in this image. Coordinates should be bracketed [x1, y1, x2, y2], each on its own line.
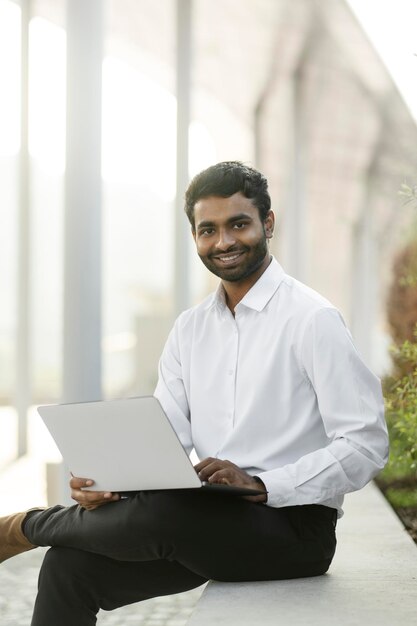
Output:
[215, 228, 236, 251]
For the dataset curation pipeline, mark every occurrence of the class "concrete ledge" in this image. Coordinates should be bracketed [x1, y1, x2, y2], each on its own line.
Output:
[186, 482, 417, 625]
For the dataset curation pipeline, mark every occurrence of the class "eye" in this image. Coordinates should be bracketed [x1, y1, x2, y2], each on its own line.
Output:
[199, 228, 215, 237]
[233, 222, 246, 229]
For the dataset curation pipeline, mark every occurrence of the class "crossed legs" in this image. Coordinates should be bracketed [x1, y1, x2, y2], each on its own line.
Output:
[31, 547, 206, 626]
[24, 490, 337, 625]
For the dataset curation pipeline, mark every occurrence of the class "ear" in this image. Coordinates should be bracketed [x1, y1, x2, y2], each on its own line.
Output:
[264, 210, 275, 239]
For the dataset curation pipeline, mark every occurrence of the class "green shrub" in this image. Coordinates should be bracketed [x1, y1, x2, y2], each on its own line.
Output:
[382, 333, 417, 480]
[383, 181, 417, 480]
[384, 487, 417, 508]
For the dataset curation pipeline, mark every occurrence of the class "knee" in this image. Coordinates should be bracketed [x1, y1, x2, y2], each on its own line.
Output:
[40, 547, 102, 598]
[39, 546, 101, 589]
[41, 546, 91, 574]
[34, 548, 101, 624]
[40, 546, 74, 579]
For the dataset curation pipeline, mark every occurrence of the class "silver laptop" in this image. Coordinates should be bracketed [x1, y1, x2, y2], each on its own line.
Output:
[37, 396, 264, 497]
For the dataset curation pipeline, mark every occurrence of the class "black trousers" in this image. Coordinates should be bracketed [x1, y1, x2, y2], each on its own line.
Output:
[24, 490, 337, 626]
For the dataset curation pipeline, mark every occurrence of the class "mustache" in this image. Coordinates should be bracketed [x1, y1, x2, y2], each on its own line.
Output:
[210, 247, 247, 258]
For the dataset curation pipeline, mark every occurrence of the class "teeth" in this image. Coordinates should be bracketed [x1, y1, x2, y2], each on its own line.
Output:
[218, 254, 240, 261]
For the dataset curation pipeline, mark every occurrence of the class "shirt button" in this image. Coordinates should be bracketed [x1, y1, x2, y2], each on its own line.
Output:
[228, 369, 234, 375]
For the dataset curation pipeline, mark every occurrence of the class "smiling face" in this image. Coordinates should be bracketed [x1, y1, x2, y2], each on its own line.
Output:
[192, 192, 274, 285]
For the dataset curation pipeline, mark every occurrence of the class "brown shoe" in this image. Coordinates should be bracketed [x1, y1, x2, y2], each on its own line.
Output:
[0, 510, 38, 563]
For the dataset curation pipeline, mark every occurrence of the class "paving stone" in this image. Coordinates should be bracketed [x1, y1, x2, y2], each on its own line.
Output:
[0, 548, 203, 625]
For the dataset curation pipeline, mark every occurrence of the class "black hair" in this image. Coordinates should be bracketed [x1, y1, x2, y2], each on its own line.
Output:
[184, 161, 271, 229]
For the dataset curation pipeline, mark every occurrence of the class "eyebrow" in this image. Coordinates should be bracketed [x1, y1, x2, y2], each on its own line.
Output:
[196, 213, 253, 230]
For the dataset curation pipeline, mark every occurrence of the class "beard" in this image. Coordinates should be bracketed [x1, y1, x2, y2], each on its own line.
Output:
[198, 234, 269, 282]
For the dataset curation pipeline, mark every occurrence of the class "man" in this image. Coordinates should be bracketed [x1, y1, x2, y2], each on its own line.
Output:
[1, 161, 388, 625]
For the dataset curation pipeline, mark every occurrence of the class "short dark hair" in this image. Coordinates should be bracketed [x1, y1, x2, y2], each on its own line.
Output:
[184, 161, 271, 229]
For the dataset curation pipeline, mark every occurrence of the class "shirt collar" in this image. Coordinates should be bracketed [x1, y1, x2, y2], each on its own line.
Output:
[207, 257, 286, 313]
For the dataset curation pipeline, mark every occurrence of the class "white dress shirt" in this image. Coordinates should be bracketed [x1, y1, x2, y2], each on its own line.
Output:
[154, 258, 388, 515]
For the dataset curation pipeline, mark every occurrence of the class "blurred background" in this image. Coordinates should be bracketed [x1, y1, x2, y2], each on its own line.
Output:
[1, 0, 417, 511]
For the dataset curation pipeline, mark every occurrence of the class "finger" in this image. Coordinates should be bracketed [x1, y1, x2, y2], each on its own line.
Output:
[198, 460, 235, 481]
[70, 488, 102, 503]
[69, 476, 94, 489]
[102, 492, 120, 502]
[89, 493, 120, 507]
[194, 457, 217, 473]
[195, 459, 228, 474]
[207, 468, 236, 485]
[197, 462, 225, 480]
[71, 488, 95, 504]
[71, 488, 119, 505]
[194, 458, 235, 471]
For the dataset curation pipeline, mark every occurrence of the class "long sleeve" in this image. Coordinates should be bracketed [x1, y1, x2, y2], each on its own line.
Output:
[257, 308, 389, 509]
[153, 317, 193, 455]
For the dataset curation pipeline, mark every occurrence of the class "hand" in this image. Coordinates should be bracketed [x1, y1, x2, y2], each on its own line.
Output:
[194, 458, 267, 503]
[69, 475, 120, 511]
